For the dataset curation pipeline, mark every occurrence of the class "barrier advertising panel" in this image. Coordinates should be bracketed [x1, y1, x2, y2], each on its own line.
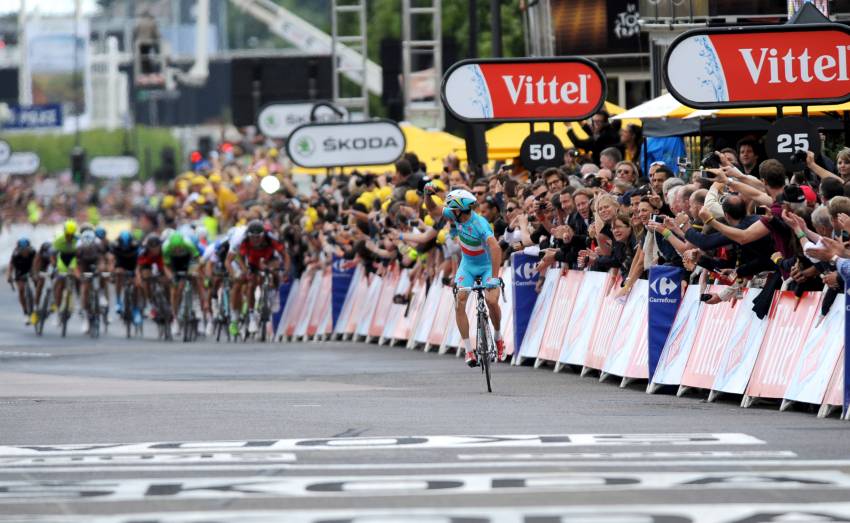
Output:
[557, 271, 610, 369]
[331, 256, 357, 329]
[441, 57, 606, 123]
[679, 288, 737, 393]
[584, 282, 626, 372]
[664, 24, 850, 108]
[647, 266, 683, 380]
[511, 253, 540, 355]
[649, 286, 702, 391]
[536, 271, 584, 364]
[516, 268, 559, 364]
[602, 280, 649, 382]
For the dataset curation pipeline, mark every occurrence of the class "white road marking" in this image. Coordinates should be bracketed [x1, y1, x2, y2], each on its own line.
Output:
[0, 433, 764, 457]
[0, 351, 51, 358]
[0, 452, 296, 468]
[458, 450, 798, 460]
[0, 470, 845, 502]
[3, 503, 850, 522]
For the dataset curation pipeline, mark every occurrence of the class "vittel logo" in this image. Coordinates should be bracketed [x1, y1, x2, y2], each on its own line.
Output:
[502, 74, 591, 105]
[739, 45, 850, 85]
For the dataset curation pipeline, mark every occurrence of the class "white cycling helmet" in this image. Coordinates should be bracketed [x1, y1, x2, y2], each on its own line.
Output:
[445, 189, 476, 211]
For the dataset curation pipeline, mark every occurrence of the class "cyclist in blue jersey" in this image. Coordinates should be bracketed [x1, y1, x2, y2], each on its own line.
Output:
[424, 184, 504, 367]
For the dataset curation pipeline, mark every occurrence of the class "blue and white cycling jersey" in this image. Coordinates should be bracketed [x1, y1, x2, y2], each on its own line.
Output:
[442, 208, 495, 287]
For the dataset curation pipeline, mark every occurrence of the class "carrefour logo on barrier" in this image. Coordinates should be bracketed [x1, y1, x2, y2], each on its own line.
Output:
[332, 258, 346, 273]
[514, 262, 537, 286]
[649, 276, 678, 304]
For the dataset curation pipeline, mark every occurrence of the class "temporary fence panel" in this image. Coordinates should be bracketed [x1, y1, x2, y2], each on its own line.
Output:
[515, 268, 560, 365]
[306, 269, 332, 338]
[602, 280, 649, 381]
[678, 287, 737, 393]
[557, 271, 610, 370]
[426, 284, 455, 349]
[819, 354, 844, 418]
[356, 275, 384, 338]
[293, 270, 324, 339]
[334, 266, 365, 336]
[622, 280, 652, 383]
[412, 278, 444, 347]
[511, 253, 541, 354]
[331, 256, 357, 329]
[368, 267, 400, 339]
[500, 270, 517, 359]
[284, 272, 314, 338]
[395, 277, 428, 344]
[583, 279, 626, 373]
[275, 278, 301, 338]
[649, 286, 703, 390]
[709, 289, 771, 399]
[744, 291, 820, 404]
[536, 270, 584, 365]
[381, 269, 412, 343]
[784, 294, 845, 408]
[341, 270, 372, 336]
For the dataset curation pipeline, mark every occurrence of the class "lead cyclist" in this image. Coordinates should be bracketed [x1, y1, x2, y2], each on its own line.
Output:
[424, 183, 504, 367]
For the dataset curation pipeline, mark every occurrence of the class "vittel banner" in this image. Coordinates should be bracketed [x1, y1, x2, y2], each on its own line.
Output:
[441, 58, 606, 122]
[664, 24, 850, 108]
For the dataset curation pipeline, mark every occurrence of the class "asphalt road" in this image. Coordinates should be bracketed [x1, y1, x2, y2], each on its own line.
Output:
[0, 289, 848, 522]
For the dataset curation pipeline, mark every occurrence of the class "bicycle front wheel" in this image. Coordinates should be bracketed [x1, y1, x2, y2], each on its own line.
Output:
[477, 308, 492, 393]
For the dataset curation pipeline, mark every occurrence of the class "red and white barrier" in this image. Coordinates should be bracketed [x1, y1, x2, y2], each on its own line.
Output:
[277, 260, 846, 421]
[784, 294, 845, 410]
[648, 286, 703, 393]
[275, 277, 302, 339]
[743, 291, 820, 407]
[706, 289, 771, 401]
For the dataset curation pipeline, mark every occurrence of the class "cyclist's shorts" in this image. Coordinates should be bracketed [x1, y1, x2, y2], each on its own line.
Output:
[454, 258, 491, 289]
[56, 254, 77, 274]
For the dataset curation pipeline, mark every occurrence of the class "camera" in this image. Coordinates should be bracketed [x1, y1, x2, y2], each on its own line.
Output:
[792, 149, 808, 163]
[702, 170, 717, 180]
[651, 214, 665, 224]
[755, 206, 769, 216]
[701, 152, 721, 169]
[417, 175, 433, 194]
[677, 156, 691, 168]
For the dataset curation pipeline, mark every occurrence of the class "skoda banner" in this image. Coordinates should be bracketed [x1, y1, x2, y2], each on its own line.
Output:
[286, 120, 405, 168]
[648, 265, 683, 380]
[511, 252, 540, 353]
[332, 255, 356, 329]
[257, 102, 348, 139]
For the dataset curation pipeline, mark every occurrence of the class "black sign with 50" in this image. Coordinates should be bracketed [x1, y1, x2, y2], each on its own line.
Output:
[520, 132, 565, 172]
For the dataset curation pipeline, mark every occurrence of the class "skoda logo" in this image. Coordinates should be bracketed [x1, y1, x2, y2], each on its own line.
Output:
[651, 276, 677, 296]
[514, 262, 536, 281]
[296, 136, 316, 157]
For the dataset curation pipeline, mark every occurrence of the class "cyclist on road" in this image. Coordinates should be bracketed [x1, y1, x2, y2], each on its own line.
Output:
[7, 238, 36, 324]
[52, 220, 79, 326]
[227, 219, 288, 336]
[200, 238, 230, 336]
[137, 234, 165, 319]
[162, 231, 203, 337]
[109, 231, 142, 326]
[31, 241, 54, 325]
[77, 229, 104, 334]
[424, 185, 504, 367]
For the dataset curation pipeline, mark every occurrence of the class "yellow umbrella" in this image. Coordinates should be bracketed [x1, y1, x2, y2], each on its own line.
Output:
[685, 102, 850, 119]
[291, 122, 465, 175]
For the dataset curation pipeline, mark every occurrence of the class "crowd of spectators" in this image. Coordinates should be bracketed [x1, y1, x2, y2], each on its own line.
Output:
[5, 112, 850, 320]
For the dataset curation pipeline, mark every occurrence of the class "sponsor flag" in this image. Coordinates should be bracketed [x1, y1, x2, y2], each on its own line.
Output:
[331, 255, 356, 329]
[648, 266, 683, 380]
[511, 252, 540, 352]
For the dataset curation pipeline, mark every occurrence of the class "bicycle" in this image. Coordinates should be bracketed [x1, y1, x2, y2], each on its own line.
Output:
[81, 272, 101, 339]
[174, 271, 198, 342]
[256, 268, 274, 342]
[456, 276, 503, 393]
[147, 274, 173, 341]
[33, 271, 53, 336]
[212, 272, 231, 342]
[56, 274, 74, 338]
[119, 271, 142, 339]
[99, 272, 111, 335]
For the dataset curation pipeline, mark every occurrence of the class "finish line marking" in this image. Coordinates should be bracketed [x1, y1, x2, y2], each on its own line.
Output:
[0, 470, 844, 503]
[457, 450, 797, 460]
[4, 504, 850, 523]
[0, 433, 764, 457]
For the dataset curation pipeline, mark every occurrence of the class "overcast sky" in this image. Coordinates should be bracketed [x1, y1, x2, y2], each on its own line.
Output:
[0, 0, 99, 16]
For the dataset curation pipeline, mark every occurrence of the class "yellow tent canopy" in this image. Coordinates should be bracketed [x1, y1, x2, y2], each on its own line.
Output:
[291, 122, 466, 175]
[686, 102, 850, 119]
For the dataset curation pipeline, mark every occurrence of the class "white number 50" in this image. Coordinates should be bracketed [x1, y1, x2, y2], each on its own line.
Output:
[530, 143, 556, 161]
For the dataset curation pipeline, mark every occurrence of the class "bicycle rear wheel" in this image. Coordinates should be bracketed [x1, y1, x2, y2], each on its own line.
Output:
[477, 308, 492, 393]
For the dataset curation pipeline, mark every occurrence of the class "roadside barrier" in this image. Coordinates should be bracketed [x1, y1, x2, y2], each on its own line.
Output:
[275, 259, 849, 421]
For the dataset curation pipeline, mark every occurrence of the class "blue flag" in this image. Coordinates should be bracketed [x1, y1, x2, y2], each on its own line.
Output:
[511, 252, 540, 352]
[332, 255, 356, 329]
[648, 265, 683, 380]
